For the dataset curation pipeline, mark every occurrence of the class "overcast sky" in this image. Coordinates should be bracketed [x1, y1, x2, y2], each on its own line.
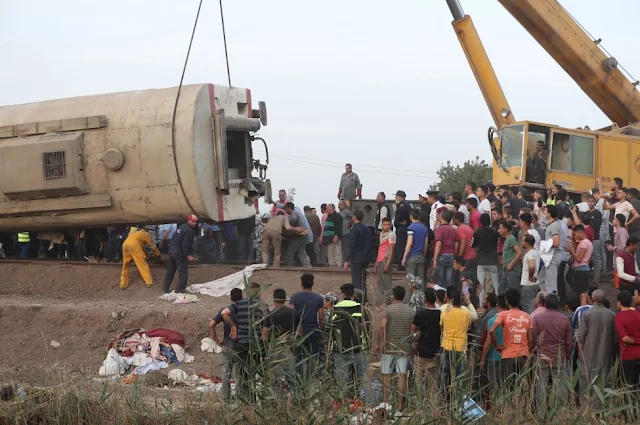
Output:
[2, 0, 638, 213]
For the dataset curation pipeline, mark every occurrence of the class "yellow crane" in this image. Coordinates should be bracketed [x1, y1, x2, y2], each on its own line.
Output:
[447, 0, 640, 194]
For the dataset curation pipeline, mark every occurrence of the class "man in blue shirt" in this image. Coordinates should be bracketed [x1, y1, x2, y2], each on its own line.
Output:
[402, 210, 429, 282]
[344, 210, 372, 301]
[289, 273, 325, 380]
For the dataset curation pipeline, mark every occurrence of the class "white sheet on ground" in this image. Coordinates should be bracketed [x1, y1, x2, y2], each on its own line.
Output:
[172, 344, 195, 364]
[200, 337, 222, 354]
[132, 360, 168, 375]
[186, 264, 267, 297]
[99, 348, 128, 376]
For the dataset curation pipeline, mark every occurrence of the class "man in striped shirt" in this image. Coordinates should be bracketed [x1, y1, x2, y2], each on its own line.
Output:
[221, 282, 266, 399]
[322, 203, 343, 267]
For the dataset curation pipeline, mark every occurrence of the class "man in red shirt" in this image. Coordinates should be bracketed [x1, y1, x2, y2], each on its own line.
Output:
[488, 288, 532, 385]
[433, 210, 459, 288]
[615, 291, 640, 388]
[466, 198, 482, 231]
[454, 212, 477, 273]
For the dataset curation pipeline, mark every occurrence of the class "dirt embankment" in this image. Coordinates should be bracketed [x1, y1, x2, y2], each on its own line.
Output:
[0, 262, 402, 384]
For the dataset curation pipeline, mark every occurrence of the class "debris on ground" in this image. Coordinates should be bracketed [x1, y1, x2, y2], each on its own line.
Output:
[187, 264, 267, 297]
[200, 337, 222, 354]
[50, 340, 60, 349]
[98, 328, 193, 378]
[158, 292, 199, 304]
[168, 369, 236, 394]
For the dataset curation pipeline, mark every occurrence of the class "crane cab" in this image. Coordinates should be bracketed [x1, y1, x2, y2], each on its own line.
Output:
[492, 121, 640, 195]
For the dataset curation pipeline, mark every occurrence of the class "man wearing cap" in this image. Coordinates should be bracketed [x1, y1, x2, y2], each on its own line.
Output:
[428, 191, 443, 231]
[418, 192, 431, 218]
[393, 191, 412, 268]
[163, 215, 199, 293]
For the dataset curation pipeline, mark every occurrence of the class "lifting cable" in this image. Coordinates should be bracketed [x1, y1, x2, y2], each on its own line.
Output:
[170, 0, 204, 216]
[219, 0, 232, 87]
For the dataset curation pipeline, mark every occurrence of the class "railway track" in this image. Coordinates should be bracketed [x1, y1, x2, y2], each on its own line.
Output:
[0, 258, 413, 275]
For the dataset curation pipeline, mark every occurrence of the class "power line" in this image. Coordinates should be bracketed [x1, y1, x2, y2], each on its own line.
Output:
[253, 150, 439, 176]
[256, 152, 437, 180]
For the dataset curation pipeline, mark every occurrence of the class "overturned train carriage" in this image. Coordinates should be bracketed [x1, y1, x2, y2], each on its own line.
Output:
[0, 84, 270, 231]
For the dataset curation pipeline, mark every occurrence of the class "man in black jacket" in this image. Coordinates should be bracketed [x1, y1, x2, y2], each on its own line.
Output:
[163, 215, 199, 293]
[330, 283, 372, 401]
[344, 210, 372, 301]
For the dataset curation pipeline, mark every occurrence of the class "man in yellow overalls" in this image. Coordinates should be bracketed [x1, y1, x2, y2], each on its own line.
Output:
[120, 226, 161, 290]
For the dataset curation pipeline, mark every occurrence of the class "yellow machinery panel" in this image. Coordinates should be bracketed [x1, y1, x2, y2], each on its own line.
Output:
[599, 136, 629, 193]
[628, 141, 640, 189]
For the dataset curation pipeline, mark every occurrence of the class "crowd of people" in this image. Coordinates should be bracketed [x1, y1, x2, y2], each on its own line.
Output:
[205, 171, 640, 416]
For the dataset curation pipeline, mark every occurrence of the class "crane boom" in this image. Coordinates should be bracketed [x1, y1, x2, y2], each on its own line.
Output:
[446, 0, 516, 128]
[498, 0, 640, 127]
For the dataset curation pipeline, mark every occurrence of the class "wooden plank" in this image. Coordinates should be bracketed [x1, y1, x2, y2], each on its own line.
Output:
[0, 193, 112, 215]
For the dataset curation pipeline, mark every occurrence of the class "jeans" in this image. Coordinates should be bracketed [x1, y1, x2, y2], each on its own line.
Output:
[295, 330, 322, 380]
[221, 345, 236, 400]
[437, 254, 454, 288]
[233, 341, 261, 401]
[406, 254, 426, 282]
[351, 260, 369, 302]
[521, 284, 540, 314]
[19, 242, 30, 259]
[306, 241, 319, 267]
[498, 268, 521, 294]
[535, 363, 568, 416]
[442, 350, 468, 396]
[477, 264, 499, 304]
[284, 235, 311, 267]
[163, 253, 189, 293]
[333, 351, 371, 401]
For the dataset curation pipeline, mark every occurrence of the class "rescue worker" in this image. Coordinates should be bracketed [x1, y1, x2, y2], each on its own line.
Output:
[163, 215, 199, 293]
[120, 225, 161, 290]
[17, 232, 30, 259]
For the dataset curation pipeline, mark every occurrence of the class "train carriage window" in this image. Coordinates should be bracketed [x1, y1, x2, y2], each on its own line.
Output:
[550, 132, 594, 175]
[42, 151, 66, 180]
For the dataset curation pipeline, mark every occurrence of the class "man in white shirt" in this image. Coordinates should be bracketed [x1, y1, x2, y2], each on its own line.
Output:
[604, 187, 639, 224]
[465, 182, 480, 203]
[452, 192, 470, 224]
[427, 191, 443, 231]
[520, 234, 540, 314]
[476, 185, 492, 216]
